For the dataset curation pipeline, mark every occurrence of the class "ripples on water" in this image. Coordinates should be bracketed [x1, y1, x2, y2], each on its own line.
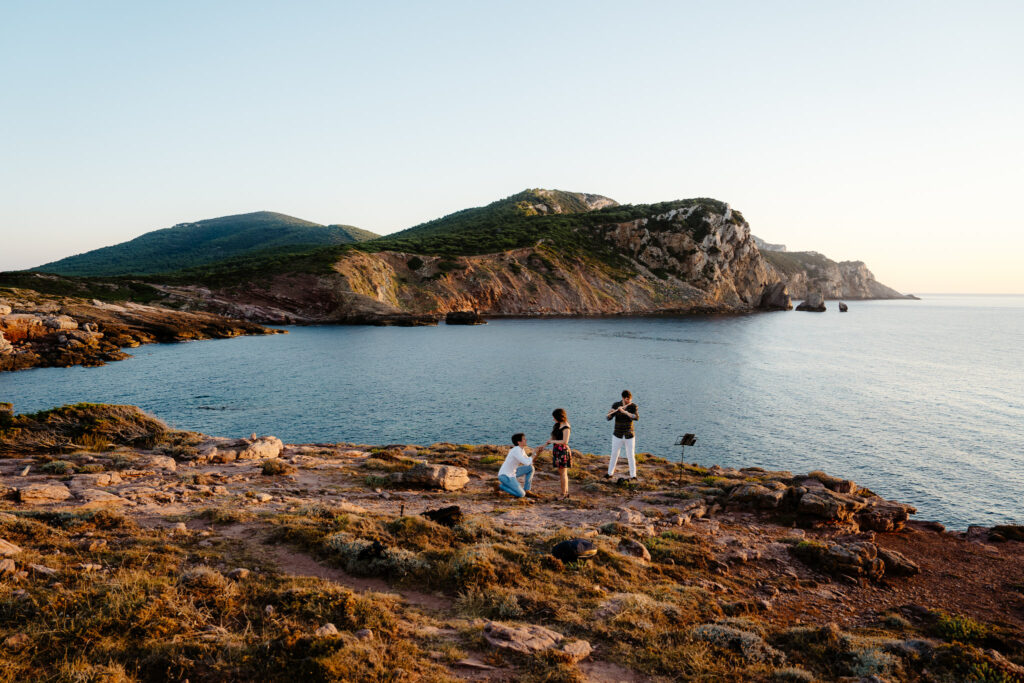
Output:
[3, 295, 1022, 529]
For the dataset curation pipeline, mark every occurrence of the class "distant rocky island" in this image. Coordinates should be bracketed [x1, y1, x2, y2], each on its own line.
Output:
[2, 189, 916, 371]
[0, 402, 1021, 681]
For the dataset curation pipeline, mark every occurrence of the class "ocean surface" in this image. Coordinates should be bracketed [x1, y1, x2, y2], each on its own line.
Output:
[3, 295, 1022, 529]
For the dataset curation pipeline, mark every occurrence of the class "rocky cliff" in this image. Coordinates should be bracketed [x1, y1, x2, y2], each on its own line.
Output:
[16, 191, 912, 329]
[159, 201, 787, 323]
[762, 251, 909, 300]
[0, 287, 280, 372]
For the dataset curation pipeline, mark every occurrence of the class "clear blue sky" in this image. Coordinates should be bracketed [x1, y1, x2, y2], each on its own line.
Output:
[2, 1, 1022, 292]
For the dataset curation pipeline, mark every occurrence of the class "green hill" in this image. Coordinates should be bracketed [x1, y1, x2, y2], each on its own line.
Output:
[34, 211, 379, 277]
[144, 191, 734, 287]
[365, 189, 726, 259]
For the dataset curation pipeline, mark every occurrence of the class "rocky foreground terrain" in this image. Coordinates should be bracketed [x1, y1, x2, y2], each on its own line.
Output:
[0, 289, 279, 372]
[1, 404, 1022, 682]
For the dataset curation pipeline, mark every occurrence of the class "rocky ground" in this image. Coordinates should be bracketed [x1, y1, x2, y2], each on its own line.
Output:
[1, 404, 1022, 682]
[0, 289, 280, 372]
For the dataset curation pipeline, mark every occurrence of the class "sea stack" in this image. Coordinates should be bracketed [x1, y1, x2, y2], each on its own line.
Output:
[796, 292, 827, 312]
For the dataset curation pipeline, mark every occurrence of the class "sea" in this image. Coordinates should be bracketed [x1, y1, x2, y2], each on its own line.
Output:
[2, 294, 1021, 530]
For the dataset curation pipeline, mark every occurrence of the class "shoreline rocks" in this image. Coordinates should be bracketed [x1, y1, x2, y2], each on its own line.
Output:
[796, 292, 826, 312]
[758, 282, 793, 311]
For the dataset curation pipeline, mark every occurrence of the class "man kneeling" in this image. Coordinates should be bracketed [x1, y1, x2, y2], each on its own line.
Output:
[499, 433, 536, 498]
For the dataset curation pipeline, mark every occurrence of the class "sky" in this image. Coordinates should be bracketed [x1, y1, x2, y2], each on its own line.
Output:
[1, 1, 1022, 293]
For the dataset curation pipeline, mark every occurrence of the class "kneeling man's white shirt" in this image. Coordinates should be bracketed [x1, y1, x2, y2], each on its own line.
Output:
[499, 446, 533, 478]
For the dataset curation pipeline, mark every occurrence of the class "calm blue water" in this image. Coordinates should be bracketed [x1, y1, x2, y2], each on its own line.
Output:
[3, 295, 1022, 529]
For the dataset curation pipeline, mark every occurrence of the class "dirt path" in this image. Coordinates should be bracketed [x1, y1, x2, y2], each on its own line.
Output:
[215, 521, 453, 612]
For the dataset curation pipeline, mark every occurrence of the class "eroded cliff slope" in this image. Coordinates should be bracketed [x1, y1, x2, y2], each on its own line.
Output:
[160, 199, 787, 322]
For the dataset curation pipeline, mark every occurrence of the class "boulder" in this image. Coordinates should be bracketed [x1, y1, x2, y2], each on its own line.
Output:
[561, 639, 593, 662]
[758, 282, 793, 310]
[0, 303, 11, 315]
[75, 488, 129, 509]
[796, 292, 826, 312]
[69, 472, 123, 489]
[396, 462, 469, 491]
[0, 331, 12, 355]
[147, 455, 177, 472]
[314, 623, 339, 637]
[797, 488, 866, 524]
[552, 538, 598, 563]
[483, 621, 563, 654]
[227, 568, 251, 581]
[421, 505, 463, 527]
[3, 633, 30, 652]
[791, 540, 885, 581]
[728, 483, 786, 509]
[838, 302, 849, 312]
[0, 538, 22, 556]
[18, 483, 72, 504]
[445, 310, 487, 325]
[42, 315, 78, 330]
[617, 537, 652, 562]
[990, 525, 1024, 542]
[238, 436, 284, 460]
[877, 547, 920, 576]
[0, 558, 15, 575]
[617, 508, 646, 525]
[856, 499, 916, 532]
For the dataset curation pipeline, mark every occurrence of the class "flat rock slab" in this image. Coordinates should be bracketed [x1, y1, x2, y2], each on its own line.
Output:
[0, 539, 22, 556]
[18, 483, 72, 504]
[75, 488, 129, 509]
[69, 472, 123, 488]
[483, 621, 563, 654]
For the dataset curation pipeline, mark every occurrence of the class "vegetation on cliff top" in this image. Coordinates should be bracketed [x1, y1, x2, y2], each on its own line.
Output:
[149, 193, 737, 286]
[0, 272, 164, 303]
[33, 211, 380, 277]
[761, 250, 837, 277]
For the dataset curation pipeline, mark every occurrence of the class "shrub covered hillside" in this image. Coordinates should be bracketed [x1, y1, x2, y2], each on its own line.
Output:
[33, 211, 379, 277]
[152, 191, 742, 287]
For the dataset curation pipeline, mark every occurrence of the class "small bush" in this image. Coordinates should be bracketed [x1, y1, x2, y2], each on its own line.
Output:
[456, 587, 523, 619]
[849, 648, 898, 677]
[771, 668, 815, 682]
[933, 611, 989, 643]
[179, 565, 229, 592]
[883, 613, 911, 630]
[40, 459, 76, 475]
[261, 459, 295, 476]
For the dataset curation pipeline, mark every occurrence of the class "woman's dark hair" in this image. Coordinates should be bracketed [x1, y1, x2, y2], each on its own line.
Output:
[512, 433, 525, 445]
[621, 389, 632, 399]
[552, 408, 568, 423]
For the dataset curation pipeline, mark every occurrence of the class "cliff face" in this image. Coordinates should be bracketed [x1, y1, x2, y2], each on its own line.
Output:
[158, 201, 910, 323]
[762, 251, 907, 300]
[0, 288, 278, 372]
[162, 202, 785, 322]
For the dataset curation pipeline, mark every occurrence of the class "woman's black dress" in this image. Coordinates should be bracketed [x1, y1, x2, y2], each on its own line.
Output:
[551, 423, 571, 469]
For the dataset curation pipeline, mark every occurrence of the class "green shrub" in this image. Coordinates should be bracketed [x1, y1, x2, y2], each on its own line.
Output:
[933, 611, 989, 643]
[40, 460, 76, 475]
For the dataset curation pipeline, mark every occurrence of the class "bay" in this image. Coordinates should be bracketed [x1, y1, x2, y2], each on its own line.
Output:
[3, 294, 1022, 529]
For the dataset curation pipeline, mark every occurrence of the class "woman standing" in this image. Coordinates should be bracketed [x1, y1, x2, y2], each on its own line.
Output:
[542, 408, 572, 500]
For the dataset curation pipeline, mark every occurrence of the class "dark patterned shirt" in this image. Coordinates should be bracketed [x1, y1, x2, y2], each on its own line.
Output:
[608, 401, 638, 438]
